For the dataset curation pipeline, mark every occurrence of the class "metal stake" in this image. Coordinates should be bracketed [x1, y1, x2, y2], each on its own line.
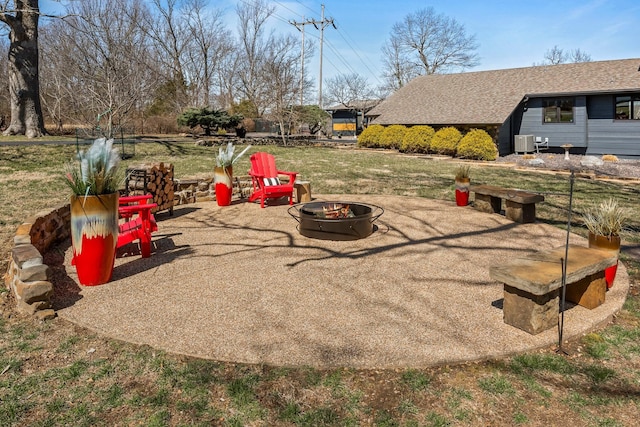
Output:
[557, 170, 575, 354]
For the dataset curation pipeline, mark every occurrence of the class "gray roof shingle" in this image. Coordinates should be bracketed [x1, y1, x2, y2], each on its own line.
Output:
[368, 58, 640, 125]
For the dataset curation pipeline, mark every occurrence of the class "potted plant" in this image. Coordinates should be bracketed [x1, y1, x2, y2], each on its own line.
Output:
[64, 138, 121, 286]
[582, 198, 628, 288]
[454, 164, 471, 206]
[214, 142, 251, 206]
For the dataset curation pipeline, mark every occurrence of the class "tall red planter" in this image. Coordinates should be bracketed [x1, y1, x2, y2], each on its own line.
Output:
[588, 232, 621, 289]
[70, 193, 119, 286]
[214, 165, 233, 206]
[455, 178, 470, 206]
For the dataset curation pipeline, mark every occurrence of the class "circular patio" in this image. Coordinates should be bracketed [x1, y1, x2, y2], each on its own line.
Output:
[55, 195, 629, 369]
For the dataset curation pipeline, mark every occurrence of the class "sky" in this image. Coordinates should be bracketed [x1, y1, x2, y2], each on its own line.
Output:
[41, 0, 640, 92]
[222, 0, 640, 89]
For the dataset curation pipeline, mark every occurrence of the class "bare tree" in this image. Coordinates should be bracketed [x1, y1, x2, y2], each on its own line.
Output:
[61, 0, 156, 136]
[568, 48, 591, 63]
[183, 0, 234, 108]
[537, 45, 592, 65]
[39, 20, 74, 133]
[0, 0, 46, 137]
[324, 73, 375, 109]
[543, 45, 566, 65]
[140, 0, 190, 114]
[381, 7, 479, 91]
[380, 37, 420, 92]
[261, 34, 304, 144]
[234, 0, 275, 117]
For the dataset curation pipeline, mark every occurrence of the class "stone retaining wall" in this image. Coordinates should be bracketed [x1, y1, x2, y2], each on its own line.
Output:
[174, 175, 253, 205]
[4, 204, 70, 319]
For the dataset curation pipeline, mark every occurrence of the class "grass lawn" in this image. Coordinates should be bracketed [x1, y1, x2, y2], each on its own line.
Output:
[1, 139, 639, 426]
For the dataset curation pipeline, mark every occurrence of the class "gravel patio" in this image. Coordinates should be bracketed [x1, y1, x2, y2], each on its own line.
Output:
[54, 194, 629, 369]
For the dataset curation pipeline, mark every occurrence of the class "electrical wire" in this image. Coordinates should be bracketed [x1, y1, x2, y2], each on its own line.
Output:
[234, 1, 383, 86]
[288, 2, 383, 85]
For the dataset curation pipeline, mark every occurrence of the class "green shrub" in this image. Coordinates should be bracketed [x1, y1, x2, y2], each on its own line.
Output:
[400, 125, 435, 153]
[379, 125, 407, 149]
[357, 124, 384, 148]
[430, 127, 462, 156]
[456, 129, 498, 161]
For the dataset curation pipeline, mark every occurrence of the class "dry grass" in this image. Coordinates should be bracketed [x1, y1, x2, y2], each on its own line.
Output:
[1, 138, 639, 426]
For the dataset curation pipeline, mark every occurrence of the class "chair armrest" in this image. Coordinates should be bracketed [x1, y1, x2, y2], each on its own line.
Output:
[277, 170, 298, 182]
[120, 194, 153, 205]
[118, 203, 157, 215]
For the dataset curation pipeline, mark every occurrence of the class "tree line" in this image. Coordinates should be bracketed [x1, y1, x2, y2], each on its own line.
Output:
[0, 0, 317, 138]
[0, 1, 590, 139]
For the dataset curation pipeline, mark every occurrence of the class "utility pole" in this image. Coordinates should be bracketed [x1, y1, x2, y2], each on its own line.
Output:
[289, 16, 312, 106]
[307, 4, 336, 108]
[290, 4, 336, 108]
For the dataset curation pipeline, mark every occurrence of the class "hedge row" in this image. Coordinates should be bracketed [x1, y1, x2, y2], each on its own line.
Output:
[357, 125, 498, 161]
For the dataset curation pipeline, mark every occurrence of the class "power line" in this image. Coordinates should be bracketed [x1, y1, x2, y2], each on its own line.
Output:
[288, 3, 336, 107]
[332, 20, 384, 86]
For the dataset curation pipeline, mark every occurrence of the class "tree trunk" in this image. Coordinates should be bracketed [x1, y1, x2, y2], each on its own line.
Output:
[1, 1, 46, 137]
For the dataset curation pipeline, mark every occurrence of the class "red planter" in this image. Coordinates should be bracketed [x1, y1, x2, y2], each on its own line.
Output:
[455, 178, 470, 206]
[70, 193, 119, 286]
[214, 166, 233, 206]
[588, 232, 621, 289]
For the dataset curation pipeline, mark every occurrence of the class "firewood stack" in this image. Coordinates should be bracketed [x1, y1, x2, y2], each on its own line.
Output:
[125, 163, 175, 214]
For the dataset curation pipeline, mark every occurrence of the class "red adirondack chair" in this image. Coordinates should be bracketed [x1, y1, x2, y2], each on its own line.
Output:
[117, 194, 158, 258]
[248, 152, 298, 208]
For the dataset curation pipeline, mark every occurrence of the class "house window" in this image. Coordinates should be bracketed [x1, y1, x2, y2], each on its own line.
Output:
[543, 97, 574, 123]
[615, 95, 640, 120]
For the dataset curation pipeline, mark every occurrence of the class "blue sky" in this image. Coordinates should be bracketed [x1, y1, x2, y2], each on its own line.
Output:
[233, 0, 640, 89]
[41, 0, 640, 90]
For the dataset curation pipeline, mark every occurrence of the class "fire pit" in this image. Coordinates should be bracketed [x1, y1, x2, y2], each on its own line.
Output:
[288, 201, 384, 241]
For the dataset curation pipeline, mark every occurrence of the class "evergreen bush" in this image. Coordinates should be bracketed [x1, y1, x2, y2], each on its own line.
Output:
[379, 125, 407, 149]
[400, 125, 435, 153]
[456, 129, 498, 161]
[430, 127, 462, 156]
[357, 124, 385, 148]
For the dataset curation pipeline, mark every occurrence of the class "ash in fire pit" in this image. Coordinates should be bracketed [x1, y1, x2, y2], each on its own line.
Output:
[289, 201, 384, 241]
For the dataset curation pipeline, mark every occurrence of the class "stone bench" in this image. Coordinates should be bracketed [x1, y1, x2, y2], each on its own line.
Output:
[489, 245, 618, 334]
[470, 184, 544, 223]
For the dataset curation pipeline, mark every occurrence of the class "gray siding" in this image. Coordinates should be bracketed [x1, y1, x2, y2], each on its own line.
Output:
[517, 96, 588, 148]
[587, 120, 640, 156]
[586, 95, 640, 156]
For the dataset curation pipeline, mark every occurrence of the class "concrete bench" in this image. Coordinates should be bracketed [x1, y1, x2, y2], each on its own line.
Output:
[489, 245, 618, 334]
[470, 184, 544, 223]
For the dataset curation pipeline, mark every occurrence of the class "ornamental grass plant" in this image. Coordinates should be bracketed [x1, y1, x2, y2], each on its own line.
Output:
[582, 198, 629, 238]
[454, 164, 471, 180]
[215, 142, 252, 168]
[64, 138, 121, 196]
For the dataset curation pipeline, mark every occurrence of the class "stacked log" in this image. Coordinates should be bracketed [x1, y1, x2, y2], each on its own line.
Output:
[125, 163, 174, 214]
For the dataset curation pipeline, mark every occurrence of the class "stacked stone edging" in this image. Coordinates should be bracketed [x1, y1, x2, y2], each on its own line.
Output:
[173, 175, 253, 205]
[4, 204, 70, 319]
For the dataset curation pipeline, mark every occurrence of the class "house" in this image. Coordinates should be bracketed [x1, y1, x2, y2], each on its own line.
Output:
[366, 58, 640, 157]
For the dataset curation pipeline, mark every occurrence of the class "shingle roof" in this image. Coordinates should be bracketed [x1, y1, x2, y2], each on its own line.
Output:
[368, 58, 640, 125]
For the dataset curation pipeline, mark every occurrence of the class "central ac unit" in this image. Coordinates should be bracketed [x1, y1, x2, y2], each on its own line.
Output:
[514, 135, 534, 154]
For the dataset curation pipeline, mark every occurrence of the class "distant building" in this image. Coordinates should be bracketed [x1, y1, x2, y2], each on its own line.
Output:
[325, 100, 381, 138]
[366, 58, 640, 157]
